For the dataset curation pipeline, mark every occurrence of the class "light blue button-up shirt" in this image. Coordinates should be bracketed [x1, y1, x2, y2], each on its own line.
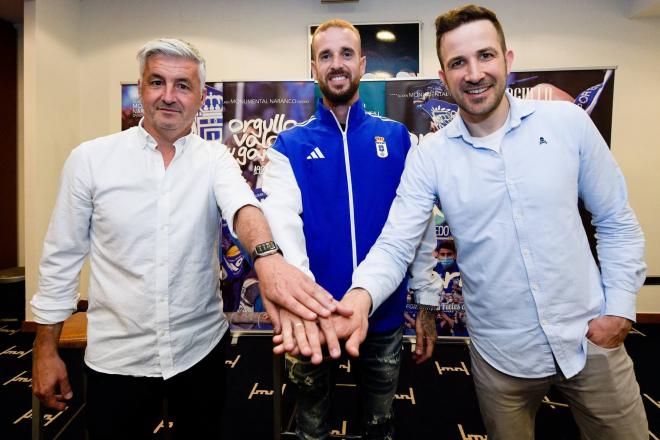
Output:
[352, 93, 645, 378]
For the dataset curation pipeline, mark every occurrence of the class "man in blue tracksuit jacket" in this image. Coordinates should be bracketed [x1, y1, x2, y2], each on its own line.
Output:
[261, 19, 439, 440]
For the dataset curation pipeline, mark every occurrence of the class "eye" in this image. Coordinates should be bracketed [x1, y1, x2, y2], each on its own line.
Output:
[342, 49, 353, 58]
[150, 79, 163, 86]
[480, 52, 494, 60]
[449, 59, 464, 69]
[177, 83, 191, 90]
[319, 52, 330, 61]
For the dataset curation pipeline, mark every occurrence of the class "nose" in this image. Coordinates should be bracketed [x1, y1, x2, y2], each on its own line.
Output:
[465, 59, 484, 84]
[330, 53, 343, 69]
[162, 83, 176, 104]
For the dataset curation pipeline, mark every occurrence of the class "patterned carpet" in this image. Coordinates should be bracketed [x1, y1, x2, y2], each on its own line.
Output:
[1, 321, 658, 439]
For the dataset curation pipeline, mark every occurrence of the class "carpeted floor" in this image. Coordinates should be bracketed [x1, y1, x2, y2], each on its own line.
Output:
[1, 321, 658, 439]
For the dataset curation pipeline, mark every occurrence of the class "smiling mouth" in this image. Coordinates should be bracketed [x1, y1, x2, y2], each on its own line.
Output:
[464, 85, 490, 95]
[328, 72, 349, 84]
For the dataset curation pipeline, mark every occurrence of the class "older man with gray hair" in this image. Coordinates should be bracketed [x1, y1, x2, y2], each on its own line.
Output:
[31, 38, 341, 439]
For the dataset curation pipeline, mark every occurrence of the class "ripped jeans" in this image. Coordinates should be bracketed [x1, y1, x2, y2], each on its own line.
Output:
[286, 325, 403, 440]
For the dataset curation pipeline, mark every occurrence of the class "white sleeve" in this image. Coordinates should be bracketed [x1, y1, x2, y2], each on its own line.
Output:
[31, 146, 91, 324]
[408, 215, 441, 307]
[260, 146, 314, 280]
[212, 143, 260, 237]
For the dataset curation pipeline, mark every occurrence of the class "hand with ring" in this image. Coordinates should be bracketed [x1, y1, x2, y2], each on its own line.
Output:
[274, 309, 324, 364]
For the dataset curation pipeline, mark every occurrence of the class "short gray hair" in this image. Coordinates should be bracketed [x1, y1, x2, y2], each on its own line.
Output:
[137, 38, 206, 88]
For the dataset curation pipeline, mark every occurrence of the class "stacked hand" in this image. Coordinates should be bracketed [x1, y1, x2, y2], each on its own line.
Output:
[254, 255, 436, 364]
[272, 288, 372, 363]
[254, 254, 351, 331]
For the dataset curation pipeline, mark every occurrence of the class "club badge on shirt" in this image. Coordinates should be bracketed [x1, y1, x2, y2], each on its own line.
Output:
[375, 136, 388, 158]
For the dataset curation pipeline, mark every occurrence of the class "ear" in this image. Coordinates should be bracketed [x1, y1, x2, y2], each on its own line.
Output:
[137, 79, 143, 98]
[200, 84, 208, 106]
[438, 69, 447, 87]
[359, 55, 366, 77]
[505, 49, 514, 75]
[311, 59, 318, 81]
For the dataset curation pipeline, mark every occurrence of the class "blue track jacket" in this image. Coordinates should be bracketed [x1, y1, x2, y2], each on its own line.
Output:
[261, 99, 438, 333]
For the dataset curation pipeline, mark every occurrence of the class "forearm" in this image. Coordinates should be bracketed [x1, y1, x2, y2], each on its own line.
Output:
[260, 147, 314, 279]
[34, 323, 64, 358]
[596, 210, 645, 320]
[409, 215, 442, 307]
[32, 148, 92, 324]
[577, 110, 646, 318]
[233, 204, 274, 256]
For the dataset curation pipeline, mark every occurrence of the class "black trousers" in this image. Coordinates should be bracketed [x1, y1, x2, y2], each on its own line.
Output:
[85, 333, 229, 439]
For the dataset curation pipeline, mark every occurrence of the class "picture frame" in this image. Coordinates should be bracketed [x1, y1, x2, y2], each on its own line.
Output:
[308, 21, 422, 79]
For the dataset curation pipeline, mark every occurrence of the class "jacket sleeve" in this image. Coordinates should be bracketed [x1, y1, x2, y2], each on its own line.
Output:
[575, 106, 646, 321]
[260, 138, 314, 280]
[31, 146, 92, 324]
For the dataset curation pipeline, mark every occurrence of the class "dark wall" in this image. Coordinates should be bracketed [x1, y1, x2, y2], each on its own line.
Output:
[0, 19, 18, 268]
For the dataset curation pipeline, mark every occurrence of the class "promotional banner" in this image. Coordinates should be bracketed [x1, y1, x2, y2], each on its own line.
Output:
[121, 68, 615, 335]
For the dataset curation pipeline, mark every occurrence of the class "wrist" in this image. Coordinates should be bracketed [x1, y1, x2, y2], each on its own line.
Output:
[416, 304, 438, 312]
[251, 240, 282, 263]
[348, 288, 373, 314]
[253, 252, 283, 270]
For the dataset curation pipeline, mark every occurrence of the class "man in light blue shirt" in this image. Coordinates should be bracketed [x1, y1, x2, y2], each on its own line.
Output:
[341, 4, 648, 439]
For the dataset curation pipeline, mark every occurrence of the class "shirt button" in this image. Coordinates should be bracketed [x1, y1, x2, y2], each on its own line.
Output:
[522, 248, 529, 256]
[541, 320, 548, 326]
[531, 283, 540, 292]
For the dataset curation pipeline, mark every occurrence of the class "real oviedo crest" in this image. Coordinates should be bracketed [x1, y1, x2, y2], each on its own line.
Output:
[375, 136, 388, 158]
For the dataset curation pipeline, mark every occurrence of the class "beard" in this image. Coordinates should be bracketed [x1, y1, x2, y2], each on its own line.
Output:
[447, 68, 508, 121]
[318, 69, 361, 105]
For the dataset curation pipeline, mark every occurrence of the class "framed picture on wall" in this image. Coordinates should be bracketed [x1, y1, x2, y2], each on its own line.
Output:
[308, 21, 422, 79]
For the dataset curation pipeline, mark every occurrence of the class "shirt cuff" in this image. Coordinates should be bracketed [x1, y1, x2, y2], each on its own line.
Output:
[349, 278, 386, 318]
[414, 289, 440, 307]
[225, 200, 261, 238]
[603, 288, 637, 322]
[30, 294, 79, 325]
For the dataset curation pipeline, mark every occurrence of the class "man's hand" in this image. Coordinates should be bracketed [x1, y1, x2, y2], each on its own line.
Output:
[331, 288, 372, 357]
[586, 315, 632, 349]
[272, 312, 343, 363]
[275, 308, 320, 363]
[233, 205, 351, 327]
[413, 308, 437, 364]
[32, 323, 72, 410]
[272, 288, 371, 359]
[254, 254, 353, 330]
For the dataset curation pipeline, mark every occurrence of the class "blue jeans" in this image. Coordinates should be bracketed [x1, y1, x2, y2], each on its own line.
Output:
[287, 325, 403, 440]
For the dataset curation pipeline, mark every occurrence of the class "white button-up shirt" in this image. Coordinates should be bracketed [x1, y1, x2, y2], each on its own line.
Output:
[32, 122, 258, 379]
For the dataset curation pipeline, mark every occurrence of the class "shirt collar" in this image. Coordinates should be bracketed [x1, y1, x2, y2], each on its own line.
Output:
[444, 91, 536, 143]
[136, 118, 195, 153]
[315, 98, 367, 129]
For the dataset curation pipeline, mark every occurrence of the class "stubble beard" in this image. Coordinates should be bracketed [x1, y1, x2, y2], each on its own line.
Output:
[319, 71, 360, 105]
